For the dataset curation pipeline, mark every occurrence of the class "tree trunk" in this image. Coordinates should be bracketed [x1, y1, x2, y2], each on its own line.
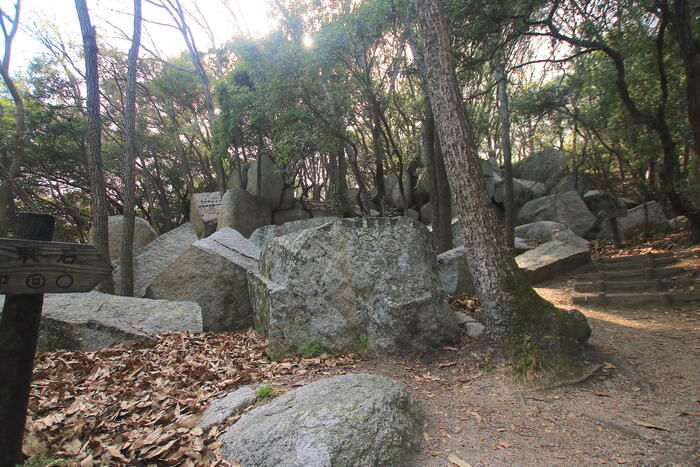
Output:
[0, 1, 25, 237]
[75, 0, 114, 293]
[494, 58, 515, 249]
[415, 0, 589, 353]
[119, 0, 141, 297]
[372, 106, 386, 215]
[423, 98, 452, 252]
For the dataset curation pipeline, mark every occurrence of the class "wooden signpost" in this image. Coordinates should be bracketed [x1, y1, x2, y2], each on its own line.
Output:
[0, 213, 112, 466]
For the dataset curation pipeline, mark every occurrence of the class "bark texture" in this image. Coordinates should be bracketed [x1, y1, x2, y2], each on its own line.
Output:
[75, 0, 114, 293]
[415, 0, 589, 352]
[119, 0, 142, 296]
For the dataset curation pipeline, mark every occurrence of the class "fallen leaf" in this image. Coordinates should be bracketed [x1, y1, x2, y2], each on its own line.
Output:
[632, 420, 667, 431]
[448, 453, 472, 467]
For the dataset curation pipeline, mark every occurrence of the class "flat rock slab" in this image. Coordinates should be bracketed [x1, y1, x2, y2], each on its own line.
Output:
[90, 215, 157, 261]
[248, 216, 337, 250]
[112, 222, 197, 297]
[200, 385, 258, 432]
[191, 192, 222, 238]
[516, 240, 591, 283]
[0, 292, 202, 352]
[147, 228, 260, 332]
[249, 217, 459, 358]
[219, 374, 423, 467]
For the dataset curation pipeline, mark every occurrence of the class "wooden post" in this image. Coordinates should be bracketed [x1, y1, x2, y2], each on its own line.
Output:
[0, 213, 55, 466]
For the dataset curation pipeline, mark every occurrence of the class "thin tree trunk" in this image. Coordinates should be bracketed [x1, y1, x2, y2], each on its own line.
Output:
[75, 0, 114, 293]
[372, 106, 386, 215]
[119, 0, 142, 297]
[415, 0, 589, 352]
[494, 58, 515, 249]
[0, 1, 25, 237]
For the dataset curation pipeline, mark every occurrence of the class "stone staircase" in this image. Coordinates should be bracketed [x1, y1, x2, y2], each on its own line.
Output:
[572, 253, 700, 307]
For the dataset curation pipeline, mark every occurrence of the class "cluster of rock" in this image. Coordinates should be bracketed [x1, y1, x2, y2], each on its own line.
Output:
[191, 155, 339, 240]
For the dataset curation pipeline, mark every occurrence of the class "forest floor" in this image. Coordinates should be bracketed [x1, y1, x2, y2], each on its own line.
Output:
[23, 233, 700, 466]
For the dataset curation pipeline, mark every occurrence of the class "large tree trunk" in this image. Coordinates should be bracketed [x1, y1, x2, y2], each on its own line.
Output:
[494, 58, 515, 249]
[119, 0, 142, 297]
[0, 1, 25, 237]
[75, 0, 114, 293]
[415, 0, 589, 353]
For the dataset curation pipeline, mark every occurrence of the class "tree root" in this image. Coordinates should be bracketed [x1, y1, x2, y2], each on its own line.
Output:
[540, 364, 604, 390]
[585, 346, 653, 394]
[581, 412, 655, 441]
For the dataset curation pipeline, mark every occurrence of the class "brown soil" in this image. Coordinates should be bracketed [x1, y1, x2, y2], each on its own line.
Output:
[23, 236, 700, 466]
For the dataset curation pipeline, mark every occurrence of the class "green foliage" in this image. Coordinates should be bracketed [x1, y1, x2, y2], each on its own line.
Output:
[256, 385, 282, 401]
[356, 333, 369, 355]
[300, 340, 327, 358]
[21, 450, 72, 467]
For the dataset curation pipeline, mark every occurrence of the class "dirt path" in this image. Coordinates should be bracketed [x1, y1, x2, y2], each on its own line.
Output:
[341, 246, 700, 466]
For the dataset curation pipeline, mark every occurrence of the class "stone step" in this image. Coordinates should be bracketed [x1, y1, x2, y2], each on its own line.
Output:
[572, 291, 700, 307]
[592, 256, 678, 271]
[595, 252, 674, 265]
[574, 279, 690, 294]
[575, 266, 688, 282]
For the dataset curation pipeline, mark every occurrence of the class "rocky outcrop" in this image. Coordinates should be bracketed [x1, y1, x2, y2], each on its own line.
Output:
[112, 222, 197, 297]
[517, 190, 597, 236]
[219, 374, 423, 467]
[246, 155, 285, 210]
[217, 188, 272, 238]
[516, 240, 591, 283]
[190, 192, 222, 238]
[90, 215, 157, 260]
[0, 292, 202, 352]
[248, 217, 338, 250]
[248, 217, 459, 358]
[146, 228, 260, 332]
[598, 201, 669, 242]
[515, 221, 569, 243]
[512, 148, 567, 191]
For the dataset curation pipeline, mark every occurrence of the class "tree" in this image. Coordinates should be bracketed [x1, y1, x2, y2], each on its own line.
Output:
[0, 0, 26, 236]
[75, 0, 114, 293]
[119, 0, 142, 296]
[415, 0, 590, 356]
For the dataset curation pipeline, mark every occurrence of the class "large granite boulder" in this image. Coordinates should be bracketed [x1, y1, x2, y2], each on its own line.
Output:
[217, 188, 272, 238]
[190, 192, 222, 238]
[516, 240, 591, 283]
[436, 246, 475, 295]
[248, 217, 459, 358]
[146, 228, 260, 332]
[598, 201, 669, 242]
[387, 172, 413, 209]
[0, 292, 202, 352]
[272, 207, 311, 225]
[249, 217, 338, 250]
[246, 155, 285, 210]
[494, 178, 537, 208]
[550, 173, 593, 196]
[227, 163, 250, 191]
[219, 374, 423, 466]
[480, 159, 501, 199]
[517, 190, 596, 236]
[515, 221, 570, 243]
[112, 222, 197, 297]
[89, 215, 157, 260]
[512, 148, 567, 191]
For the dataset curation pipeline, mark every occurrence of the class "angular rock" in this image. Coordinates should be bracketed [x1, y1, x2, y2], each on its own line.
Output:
[514, 237, 535, 254]
[112, 222, 197, 297]
[405, 209, 420, 221]
[249, 217, 338, 250]
[494, 178, 535, 208]
[90, 215, 157, 260]
[388, 172, 413, 209]
[218, 188, 272, 238]
[248, 217, 459, 357]
[200, 385, 258, 432]
[419, 201, 433, 225]
[228, 163, 250, 191]
[454, 313, 486, 338]
[512, 148, 567, 191]
[598, 201, 669, 242]
[219, 374, 423, 466]
[517, 191, 596, 236]
[480, 159, 501, 199]
[515, 221, 570, 243]
[516, 240, 591, 283]
[190, 192, 222, 238]
[436, 246, 475, 295]
[552, 229, 590, 250]
[246, 155, 285, 210]
[146, 228, 260, 332]
[0, 292, 202, 352]
[550, 173, 593, 196]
